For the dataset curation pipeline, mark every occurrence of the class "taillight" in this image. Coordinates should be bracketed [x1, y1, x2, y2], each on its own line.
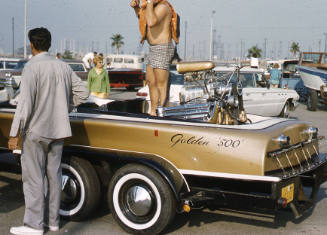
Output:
[136, 92, 148, 97]
[278, 198, 288, 208]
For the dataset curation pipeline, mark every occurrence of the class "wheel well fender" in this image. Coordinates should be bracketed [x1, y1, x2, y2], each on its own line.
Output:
[63, 146, 190, 201]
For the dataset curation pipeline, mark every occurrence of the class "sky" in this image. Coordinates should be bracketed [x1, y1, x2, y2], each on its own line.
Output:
[0, 0, 327, 60]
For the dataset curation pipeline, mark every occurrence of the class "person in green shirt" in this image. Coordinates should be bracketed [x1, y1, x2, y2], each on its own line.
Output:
[87, 55, 110, 99]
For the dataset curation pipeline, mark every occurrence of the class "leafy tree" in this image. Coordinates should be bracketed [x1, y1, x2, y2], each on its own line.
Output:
[247, 46, 262, 58]
[62, 50, 73, 59]
[290, 42, 300, 58]
[111, 34, 124, 54]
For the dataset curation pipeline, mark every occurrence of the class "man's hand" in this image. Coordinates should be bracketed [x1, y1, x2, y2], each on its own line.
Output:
[8, 137, 19, 150]
[130, 0, 140, 8]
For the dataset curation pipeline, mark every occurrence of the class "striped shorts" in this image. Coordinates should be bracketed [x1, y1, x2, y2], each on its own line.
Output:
[146, 43, 175, 71]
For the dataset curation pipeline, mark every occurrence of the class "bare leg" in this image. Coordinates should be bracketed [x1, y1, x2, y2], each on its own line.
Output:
[153, 68, 169, 107]
[146, 65, 159, 116]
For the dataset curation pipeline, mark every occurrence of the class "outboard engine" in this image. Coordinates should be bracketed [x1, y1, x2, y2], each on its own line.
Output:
[157, 61, 248, 125]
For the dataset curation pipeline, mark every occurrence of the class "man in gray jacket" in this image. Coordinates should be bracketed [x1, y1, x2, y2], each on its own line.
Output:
[8, 27, 89, 235]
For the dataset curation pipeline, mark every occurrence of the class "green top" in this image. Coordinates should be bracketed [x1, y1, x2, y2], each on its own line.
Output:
[87, 68, 110, 93]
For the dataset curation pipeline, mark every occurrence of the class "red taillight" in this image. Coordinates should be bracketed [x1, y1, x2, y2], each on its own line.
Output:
[278, 198, 288, 208]
[136, 92, 148, 97]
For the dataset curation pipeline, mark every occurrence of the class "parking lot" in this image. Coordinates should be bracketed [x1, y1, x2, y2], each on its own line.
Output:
[1, 91, 327, 235]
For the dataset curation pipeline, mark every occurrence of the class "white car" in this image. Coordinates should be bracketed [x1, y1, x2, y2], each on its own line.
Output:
[136, 66, 299, 117]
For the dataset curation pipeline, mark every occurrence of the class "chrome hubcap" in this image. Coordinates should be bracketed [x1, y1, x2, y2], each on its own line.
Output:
[61, 174, 78, 203]
[126, 186, 152, 216]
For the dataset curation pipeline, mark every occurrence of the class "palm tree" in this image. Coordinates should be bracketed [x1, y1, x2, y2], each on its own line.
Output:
[247, 46, 262, 58]
[111, 34, 124, 54]
[290, 42, 300, 58]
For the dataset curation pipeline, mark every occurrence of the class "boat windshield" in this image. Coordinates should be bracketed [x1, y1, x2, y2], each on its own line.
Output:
[302, 54, 320, 63]
[322, 54, 327, 64]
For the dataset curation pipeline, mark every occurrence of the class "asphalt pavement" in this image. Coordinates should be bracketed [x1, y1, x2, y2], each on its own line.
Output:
[1, 91, 327, 235]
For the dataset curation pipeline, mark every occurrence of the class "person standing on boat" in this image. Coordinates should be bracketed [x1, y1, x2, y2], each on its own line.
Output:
[130, 0, 179, 116]
[269, 63, 281, 88]
[87, 54, 110, 99]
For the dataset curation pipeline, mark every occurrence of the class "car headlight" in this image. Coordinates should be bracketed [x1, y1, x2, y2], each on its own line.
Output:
[273, 134, 290, 147]
[301, 126, 318, 142]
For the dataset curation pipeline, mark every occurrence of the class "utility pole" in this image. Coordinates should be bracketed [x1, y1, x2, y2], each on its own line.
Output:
[318, 39, 322, 52]
[240, 39, 243, 60]
[105, 41, 108, 56]
[209, 10, 216, 60]
[24, 0, 27, 58]
[264, 38, 267, 59]
[324, 33, 327, 52]
[184, 21, 187, 60]
[12, 17, 15, 57]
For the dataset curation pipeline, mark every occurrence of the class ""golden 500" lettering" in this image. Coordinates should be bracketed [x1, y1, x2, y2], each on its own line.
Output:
[170, 134, 210, 147]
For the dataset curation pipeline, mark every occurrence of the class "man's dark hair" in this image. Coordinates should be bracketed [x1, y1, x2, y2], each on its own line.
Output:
[28, 27, 51, 51]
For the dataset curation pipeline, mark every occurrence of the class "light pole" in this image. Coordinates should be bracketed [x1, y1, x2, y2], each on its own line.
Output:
[12, 17, 15, 57]
[209, 10, 216, 60]
[24, 0, 27, 58]
[184, 21, 187, 60]
[324, 33, 327, 53]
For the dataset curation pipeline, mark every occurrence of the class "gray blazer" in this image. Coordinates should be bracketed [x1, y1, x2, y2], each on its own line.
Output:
[10, 52, 89, 139]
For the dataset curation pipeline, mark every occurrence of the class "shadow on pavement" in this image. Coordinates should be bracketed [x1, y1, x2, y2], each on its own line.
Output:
[163, 205, 317, 234]
[0, 173, 24, 214]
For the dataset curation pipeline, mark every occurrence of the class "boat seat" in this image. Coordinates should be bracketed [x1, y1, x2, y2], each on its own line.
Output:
[176, 61, 215, 74]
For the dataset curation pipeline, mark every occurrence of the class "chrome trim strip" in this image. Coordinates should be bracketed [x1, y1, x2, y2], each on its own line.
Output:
[0, 107, 294, 130]
[69, 111, 288, 130]
[179, 169, 281, 182]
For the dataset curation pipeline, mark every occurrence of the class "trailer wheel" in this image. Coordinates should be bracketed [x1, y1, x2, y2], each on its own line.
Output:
[307, 89, 318, 111]
[279, 101, 290, 118]
[60, 157, 101, 221]
[108, 164, 176, 234]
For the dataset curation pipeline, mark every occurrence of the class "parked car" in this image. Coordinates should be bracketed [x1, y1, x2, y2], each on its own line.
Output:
[137, 66, 299, 117]
[278, 59, 308, 100]
[0, 57, 21, 70]
[63, 59, 89, 81]
[0, 59, 27, 97]
[109, 68, 145, 90]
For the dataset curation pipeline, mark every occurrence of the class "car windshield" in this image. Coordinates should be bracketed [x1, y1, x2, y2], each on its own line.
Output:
[14, 60, 27, 70]
[239, 73, 254, 87]
[5, 61, 19, 69]
[217, 71, 255, 87]
[69, 63, 85, 72]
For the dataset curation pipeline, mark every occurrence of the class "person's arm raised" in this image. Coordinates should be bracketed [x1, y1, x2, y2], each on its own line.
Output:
[130, 0, 140, 17]
[146, 1, 170, 27]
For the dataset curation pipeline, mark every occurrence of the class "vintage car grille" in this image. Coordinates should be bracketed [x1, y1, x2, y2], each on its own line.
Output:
[266, 139, 327, 179]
